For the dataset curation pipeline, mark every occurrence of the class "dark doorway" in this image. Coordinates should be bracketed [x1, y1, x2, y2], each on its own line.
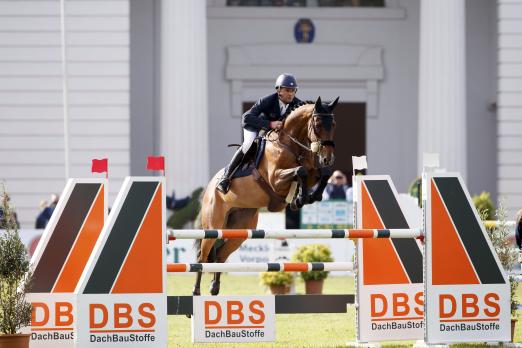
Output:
[332, 103, 366, 185]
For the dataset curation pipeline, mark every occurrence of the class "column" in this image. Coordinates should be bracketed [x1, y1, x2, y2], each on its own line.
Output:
[161, 0, 209, 196]
[418, 0, 467, 178]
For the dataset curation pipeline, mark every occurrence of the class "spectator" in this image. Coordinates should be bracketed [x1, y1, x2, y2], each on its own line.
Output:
[322, 170, 352, 202]
[515, 209, 522, 251]
[166, 190, 190, 211]
[35, 194, 59, 229]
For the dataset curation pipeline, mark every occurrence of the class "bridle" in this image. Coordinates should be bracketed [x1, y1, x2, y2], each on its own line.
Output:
[309, 112, 335, 153]
[270, 109, 335, 166]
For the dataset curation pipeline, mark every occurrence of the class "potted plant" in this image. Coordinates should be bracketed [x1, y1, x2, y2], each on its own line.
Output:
[292, 244, 333, 294]
[0, 185, 32, 348]
[259, 272, 293, 295]
[482, 200, 519, 342]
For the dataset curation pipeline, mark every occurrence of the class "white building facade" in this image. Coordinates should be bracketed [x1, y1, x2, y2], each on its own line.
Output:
[0, 0, 520, 227]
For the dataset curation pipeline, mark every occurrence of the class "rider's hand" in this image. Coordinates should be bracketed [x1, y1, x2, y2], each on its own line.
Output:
[270, 121, 283, 130]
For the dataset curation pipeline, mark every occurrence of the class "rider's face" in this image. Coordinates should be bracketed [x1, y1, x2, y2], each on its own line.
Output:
[278, 87, 297, 104]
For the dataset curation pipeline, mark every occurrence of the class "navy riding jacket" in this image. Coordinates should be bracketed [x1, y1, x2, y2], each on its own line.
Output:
[242, 93, 302, 132]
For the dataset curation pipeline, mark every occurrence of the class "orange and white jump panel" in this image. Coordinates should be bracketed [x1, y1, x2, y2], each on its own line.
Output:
[354, 175, 424, 343]
[25, 179, 107, 348]
[191, 295, 276, 343]
[75, 177, 167, 348]
[424, 173, 510, 344]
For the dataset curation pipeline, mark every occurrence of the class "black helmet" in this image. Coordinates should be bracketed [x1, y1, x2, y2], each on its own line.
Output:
[275, 74, 298, 89]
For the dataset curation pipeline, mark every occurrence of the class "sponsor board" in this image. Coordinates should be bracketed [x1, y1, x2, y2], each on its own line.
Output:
[425, 285, 510, 343]
[23, 293, 76, 348]
[192, 296, 275, 343]
[358, 284, 424, 341]
[76, 294, 167, 348]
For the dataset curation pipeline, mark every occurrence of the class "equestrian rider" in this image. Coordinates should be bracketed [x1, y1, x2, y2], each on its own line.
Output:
[216, 73, 302, 194]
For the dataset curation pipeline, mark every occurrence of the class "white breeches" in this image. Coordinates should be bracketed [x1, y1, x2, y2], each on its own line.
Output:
[242, 129, 257, 154]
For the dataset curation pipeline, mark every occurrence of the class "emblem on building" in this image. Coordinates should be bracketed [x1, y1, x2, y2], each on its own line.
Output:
[294, 18, 315, 43]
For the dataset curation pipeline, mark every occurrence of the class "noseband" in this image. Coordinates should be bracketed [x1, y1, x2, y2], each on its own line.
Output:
[309, 112, 335, 153]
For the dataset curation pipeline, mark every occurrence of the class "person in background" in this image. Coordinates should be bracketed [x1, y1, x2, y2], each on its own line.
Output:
[322, 170, 352, 202]
[516, 209, 522, 263]
[35, 194, 59, 229]
[166, 190, 190, 211]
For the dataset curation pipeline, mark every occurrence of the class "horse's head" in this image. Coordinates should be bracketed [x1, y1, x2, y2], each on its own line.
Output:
[308, 96, 339, 167]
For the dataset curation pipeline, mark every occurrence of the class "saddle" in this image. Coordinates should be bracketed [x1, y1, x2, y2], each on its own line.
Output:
[230, 136, 266, 179]
[230, 135, 287, 212]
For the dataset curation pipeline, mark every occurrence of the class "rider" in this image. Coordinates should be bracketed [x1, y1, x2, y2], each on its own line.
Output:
[216, 73, 302, 194]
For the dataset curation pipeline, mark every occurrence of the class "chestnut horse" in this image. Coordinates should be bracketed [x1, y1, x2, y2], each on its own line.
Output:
[193, 97, 338, 296]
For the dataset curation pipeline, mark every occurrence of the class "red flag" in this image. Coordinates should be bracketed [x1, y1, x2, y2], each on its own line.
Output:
[147, 156, 165, 171]
[91, 158, 108, 173]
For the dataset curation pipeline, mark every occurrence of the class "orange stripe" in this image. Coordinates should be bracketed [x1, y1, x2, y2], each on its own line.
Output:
[221, 229, 248, 239]
[90, 329, 155, 333]
[283, 263, 308, 272]
[348, 229, 374, 238]
[31, 327, 74, 331]
[372, 317, 423, 321]
[53, 185, 105, 292]
[167, 264, 187, 272]
[431, 181, 480, 285]
[205, 326, 265, 329]
[112, 183, 164, 293]
[440, 318, 499, 322]
[361, 182, 410, 285]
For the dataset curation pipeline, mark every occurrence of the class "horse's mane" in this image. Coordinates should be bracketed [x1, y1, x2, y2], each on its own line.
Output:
[285, 100, 315, 120]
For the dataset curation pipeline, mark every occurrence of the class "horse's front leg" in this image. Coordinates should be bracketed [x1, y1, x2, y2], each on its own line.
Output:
[308, 166, 333, 204]
[293, 166, 308, 209]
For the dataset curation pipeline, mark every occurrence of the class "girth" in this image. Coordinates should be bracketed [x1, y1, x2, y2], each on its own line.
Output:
[252, 168, 287, 212]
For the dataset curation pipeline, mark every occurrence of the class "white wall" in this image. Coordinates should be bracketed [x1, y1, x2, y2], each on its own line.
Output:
[207, 0, 420, 192]
[497, 0, 522, 216]
[0, 0, 130, 227]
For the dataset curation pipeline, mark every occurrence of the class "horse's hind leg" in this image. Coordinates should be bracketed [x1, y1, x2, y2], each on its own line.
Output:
[210, 208, 259, 295]
[194, 185, 228, 297]
[193, 239, 217, 296]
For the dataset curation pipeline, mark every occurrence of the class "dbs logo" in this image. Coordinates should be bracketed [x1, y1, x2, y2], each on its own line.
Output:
[439, 293, 500, 319]
[371, 292, 424, 318]
[205, 300, 265, 327]
[32, 301, 74, 327]
[89, 303, 156, 329]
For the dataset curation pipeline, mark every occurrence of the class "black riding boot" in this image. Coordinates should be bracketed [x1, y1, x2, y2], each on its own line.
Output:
[216, 148, 245, 194]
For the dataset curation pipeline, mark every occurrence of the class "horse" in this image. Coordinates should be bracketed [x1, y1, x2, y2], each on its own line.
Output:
[193, 96, 339, 296]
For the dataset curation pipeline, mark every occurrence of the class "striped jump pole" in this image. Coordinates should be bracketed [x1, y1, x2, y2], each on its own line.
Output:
[166, 262, 354, 273]
[167, 228, 423, 241]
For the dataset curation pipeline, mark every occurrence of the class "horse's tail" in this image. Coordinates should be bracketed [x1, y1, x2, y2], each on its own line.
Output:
[193, 185, 217, 262]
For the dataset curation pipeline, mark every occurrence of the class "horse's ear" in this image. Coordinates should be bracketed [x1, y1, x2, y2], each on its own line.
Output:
[328, 97, 339, 111]
[315, 97, 322, 110]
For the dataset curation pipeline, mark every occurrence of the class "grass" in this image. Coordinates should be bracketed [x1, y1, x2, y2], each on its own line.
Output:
[167, 274, 522, 347]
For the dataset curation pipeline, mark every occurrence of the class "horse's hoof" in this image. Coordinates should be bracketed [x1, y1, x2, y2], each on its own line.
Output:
[186, 314, 192, 319]
[210, 281, 220, 296]
[193, 287, 201, 296]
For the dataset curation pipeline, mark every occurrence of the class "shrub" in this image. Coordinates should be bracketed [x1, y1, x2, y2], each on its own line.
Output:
[292, 244, 333, 281]
[481, 200, 519, 318]
[0, 184, 32, 334]
[259, 272, 293, 286]
[473, 191, 495, 221]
